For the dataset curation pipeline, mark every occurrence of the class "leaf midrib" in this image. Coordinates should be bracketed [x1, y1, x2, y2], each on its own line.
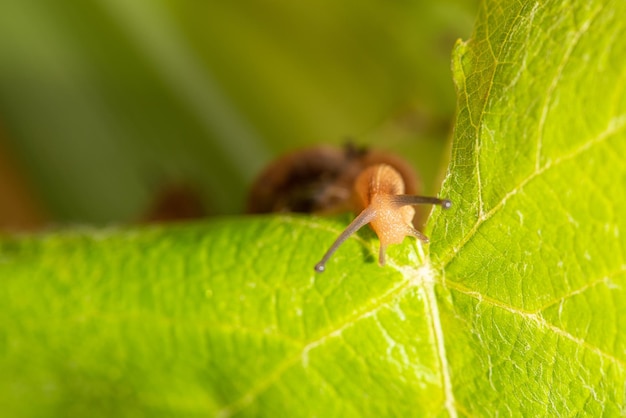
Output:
[217, 256, 456, 418]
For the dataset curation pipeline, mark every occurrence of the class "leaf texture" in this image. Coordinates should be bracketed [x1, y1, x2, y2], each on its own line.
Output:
[1, 0, 626, 417]
[430, 0, 626, 414]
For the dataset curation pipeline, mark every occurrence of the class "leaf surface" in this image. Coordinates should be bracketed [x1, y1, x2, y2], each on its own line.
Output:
[430, 0, 626, 414]
[0, 218, 449, 417]
[2, 0, 626, 416]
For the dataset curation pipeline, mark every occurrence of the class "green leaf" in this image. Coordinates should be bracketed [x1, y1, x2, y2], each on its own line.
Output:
[2, 0, 626, 417]
[0, 218, 445, 417]
[430, 0, 626, 414]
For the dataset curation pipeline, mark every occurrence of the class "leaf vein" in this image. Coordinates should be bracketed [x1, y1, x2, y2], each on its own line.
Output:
[216, 269, 414, 417]
[445, 280, 626, 369]
[535, 5, 601, 170]
[533, 265, 626, 314]
[422, 280, 458, 418]
[439, 113, 626, 269]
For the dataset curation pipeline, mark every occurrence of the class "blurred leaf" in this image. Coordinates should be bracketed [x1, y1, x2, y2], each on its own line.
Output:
[0, 0, 475, 221]
[2, 0, 625, 416]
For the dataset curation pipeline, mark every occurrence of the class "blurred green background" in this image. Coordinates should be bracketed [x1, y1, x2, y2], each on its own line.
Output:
[0, 0, 477, 229]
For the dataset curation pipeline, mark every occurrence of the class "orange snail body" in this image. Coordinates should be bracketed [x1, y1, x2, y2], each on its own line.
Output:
[354, 164, 416, 247]
[314, 163, 451, 272]
[244, 144, 450, 272]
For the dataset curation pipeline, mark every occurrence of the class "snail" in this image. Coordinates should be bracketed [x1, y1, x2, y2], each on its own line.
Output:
[246, 144, 450, 272]
[313, 163, 450, 272]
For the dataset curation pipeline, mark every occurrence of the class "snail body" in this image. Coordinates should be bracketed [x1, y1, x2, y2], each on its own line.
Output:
[245, 144, 451, 272]
[314, 163, 450, 272]
[246, 144, 420, 215]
